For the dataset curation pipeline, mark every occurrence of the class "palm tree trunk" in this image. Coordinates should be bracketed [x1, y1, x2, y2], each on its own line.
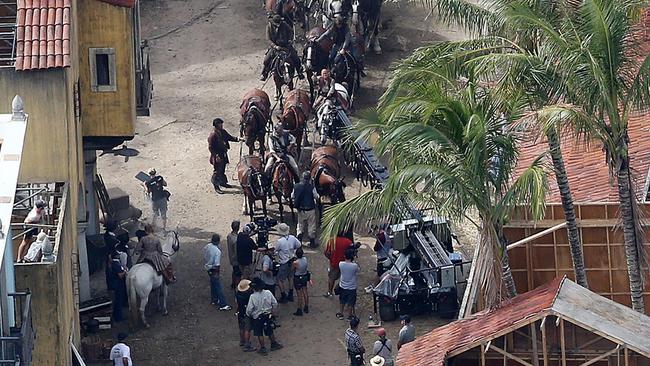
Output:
[547, 129, 589, 288]
[496, 225, 517, 298]
[616, 150, 646, 313]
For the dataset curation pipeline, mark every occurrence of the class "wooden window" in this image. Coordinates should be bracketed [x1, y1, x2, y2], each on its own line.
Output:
[89, 48, 117, 92]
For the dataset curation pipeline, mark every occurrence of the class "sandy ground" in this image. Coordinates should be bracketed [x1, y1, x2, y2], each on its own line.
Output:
[94, 0, 471, 364]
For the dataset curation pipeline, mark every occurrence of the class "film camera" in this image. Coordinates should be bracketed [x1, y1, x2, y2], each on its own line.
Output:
[251, 216, 278, 248]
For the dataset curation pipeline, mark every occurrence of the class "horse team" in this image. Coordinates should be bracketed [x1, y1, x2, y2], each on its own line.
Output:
[236, 0, 382, 222]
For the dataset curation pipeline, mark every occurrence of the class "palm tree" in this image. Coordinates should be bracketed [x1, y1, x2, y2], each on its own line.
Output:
[321, 79, 549, 307]
[387, 0, 649, 310]
[509, 0, 650, 312]
[381, 0, 592, 288]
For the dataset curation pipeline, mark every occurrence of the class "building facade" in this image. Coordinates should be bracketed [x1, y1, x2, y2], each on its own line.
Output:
[0, 0, 149, 363]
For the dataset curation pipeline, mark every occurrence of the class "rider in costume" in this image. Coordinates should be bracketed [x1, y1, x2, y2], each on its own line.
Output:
[264, 122, 300, 182]
[261, 15, 304, 81]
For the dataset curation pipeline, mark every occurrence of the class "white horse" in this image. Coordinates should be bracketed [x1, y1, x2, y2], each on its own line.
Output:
[321, 0, 346, 28]
[127, 230, 180, 328]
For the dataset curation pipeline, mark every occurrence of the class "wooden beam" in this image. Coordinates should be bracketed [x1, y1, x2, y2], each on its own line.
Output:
[559, 318, 566, 366]
[577, 335, 605, 350]
[481, 344, 486, 366]
[489, 344, 534, 366]
[507, 222, 567, 250]
[458, 239, 481, 319]
[531, 323, 540, 366]
[579, 345, 620, 366]
[624, 346, 629, 366]
[541, 317, 548, 366]
[504, 336, 507, 366]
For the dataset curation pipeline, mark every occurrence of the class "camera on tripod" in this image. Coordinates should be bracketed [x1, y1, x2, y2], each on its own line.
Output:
[251, 216, 278, 248]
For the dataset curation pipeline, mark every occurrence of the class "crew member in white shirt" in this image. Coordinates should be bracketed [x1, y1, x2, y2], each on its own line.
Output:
[109, 333, 132, 366]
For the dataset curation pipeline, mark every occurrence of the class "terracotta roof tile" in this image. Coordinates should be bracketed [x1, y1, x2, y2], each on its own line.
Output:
[396, 278, 564, 366]
[514, 116, 650, 204]
[15, 0, 70, 71]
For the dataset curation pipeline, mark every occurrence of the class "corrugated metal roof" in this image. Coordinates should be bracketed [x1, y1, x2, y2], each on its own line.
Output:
[397, 277, 650, 365]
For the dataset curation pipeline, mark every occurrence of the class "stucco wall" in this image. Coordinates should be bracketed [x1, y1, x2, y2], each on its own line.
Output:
[14, 184, 78, 366]
[78, 0, 136, 138]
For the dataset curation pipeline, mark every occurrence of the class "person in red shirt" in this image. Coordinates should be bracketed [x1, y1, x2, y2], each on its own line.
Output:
[323, 230, 354, 297]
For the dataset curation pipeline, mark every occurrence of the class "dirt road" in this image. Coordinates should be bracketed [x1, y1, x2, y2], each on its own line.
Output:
[97, 0, 467, 364]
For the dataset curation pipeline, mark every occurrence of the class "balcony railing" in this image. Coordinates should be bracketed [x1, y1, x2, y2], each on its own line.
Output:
[0, 292, 34, 365]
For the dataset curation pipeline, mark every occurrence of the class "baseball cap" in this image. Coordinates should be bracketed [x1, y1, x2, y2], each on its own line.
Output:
[400, 314, 411, 323]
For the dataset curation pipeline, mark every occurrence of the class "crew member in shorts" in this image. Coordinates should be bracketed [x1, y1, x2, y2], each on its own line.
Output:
[292, 247, 310, 316]
[260, 246, 277, 296]
[246, 278, 283, 355]
[337, 248, 359, 320]
[274, 223, 301, 303]
[235, 279, 256, 352]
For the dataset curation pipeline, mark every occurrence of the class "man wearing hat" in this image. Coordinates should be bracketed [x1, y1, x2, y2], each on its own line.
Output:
[397, 315, 416, 350]
[370, 356, 386, 366]
[109, 333, 132, 366]
[260, 14, 304, 81]
[144, 168, 169, 229]
[246, 277, 283, 354]
[208, 117, 241, 193]
[274, 223, 301, 303]
[235, 279, 256, 352]
[372, 328, 394, 366]
[292, 171, 319, 248]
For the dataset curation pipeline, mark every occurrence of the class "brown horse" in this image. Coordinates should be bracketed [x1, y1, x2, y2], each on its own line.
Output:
[240, 89, 271, 156]
[265, 0, 297, 21]
[281, 89, 312, 157]
[271, 160, 296, 221]
[237, 155, 268, 220]
[310, 145, 346, 215]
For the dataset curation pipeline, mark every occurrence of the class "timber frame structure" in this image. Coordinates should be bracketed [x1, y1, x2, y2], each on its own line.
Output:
[398, 277, 650, 366]
[504, 203, 650, 312]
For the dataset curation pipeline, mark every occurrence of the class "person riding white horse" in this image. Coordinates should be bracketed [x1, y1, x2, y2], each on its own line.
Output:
[135, 224, 176, 284]
[265, 122, 301, 182]
[127, 229, 180, 328]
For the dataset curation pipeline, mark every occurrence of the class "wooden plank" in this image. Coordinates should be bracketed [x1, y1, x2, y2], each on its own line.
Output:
[531, 323, 540, 366]
[560, 318, 566, 366]
[507, 222, 567, 250]
[481, 344, 486, 366]
[541, 317, 548, 366]
[489, 344, 534, 366]
[458, 238, 481, 319]
[579, 345, 620, 366]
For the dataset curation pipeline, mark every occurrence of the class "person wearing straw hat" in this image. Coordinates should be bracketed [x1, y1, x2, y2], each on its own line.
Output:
[246, 278, 283, 355]
[370, 355, 386, 366]
[274, 223, 301, 303]
[372, 328, 394, 366]
[235, 279, 256, 352]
